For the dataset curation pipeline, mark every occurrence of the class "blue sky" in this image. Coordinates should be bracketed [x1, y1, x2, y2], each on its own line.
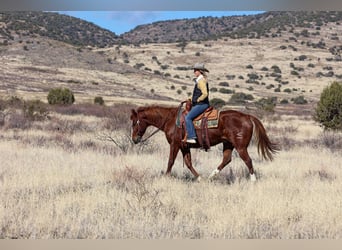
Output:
[60, 11, 264, 35]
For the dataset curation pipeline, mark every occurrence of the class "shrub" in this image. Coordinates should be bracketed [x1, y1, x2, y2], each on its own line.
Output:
[229, 92, 254, 104]
[219, 82, 229, 87]
[291, 70, 300, 76]
[298, 55, 308, 61]
[247, 73, 259, 81]
[210, 98, 226, 109]
[94, 96, 104, 105]
[271, 65, 282, 74]
[47, 88, 75, 105]
[134, 63, 145, 69]
[314, 82, 342, 130]
[160, 64, 169, 70]
[23, 99, 48, 121]
[219, 88, 234, 94]
[226, 75, 235, 80]
[292, 95, 308, 105]
[255, 97, 277, 112]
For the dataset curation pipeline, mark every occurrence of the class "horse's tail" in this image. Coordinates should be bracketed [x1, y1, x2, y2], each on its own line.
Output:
[249, 115, 279, 161]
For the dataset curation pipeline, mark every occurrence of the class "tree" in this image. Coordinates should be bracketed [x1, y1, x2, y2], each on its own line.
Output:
[314, 82, 342, 130]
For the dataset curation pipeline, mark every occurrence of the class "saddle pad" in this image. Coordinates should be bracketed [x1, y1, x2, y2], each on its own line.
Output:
[194, 119, 218, 129]
[193, 109, 219, 128]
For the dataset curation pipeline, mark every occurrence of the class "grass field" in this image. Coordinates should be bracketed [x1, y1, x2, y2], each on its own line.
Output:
[0, 103, 341, 239]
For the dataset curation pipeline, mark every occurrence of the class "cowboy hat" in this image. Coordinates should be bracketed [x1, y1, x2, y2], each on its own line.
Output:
[193, 63, 209, 73]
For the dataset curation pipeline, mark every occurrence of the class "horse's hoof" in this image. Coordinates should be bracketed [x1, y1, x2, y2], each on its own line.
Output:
[195, 176, 202, 182]
[250, 174, 257, 182]
[208, 169, 220, 180]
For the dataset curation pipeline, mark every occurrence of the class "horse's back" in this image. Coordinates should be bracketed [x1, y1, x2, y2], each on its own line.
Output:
[219, 109, 251, 120]
[218, 109, 254, 130]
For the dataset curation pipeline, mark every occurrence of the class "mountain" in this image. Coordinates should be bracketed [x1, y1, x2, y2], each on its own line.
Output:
[121, 11, 342, 44]
[0, 11, 341, 109]
[0, 11, 122, 47]
[1, 11, 342, 47]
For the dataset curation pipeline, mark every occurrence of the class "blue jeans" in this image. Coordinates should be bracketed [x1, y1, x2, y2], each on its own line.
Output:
[185, 103, 209, 139]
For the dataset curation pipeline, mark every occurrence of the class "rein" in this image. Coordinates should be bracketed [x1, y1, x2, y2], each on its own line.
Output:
[139, 126, 161, 143]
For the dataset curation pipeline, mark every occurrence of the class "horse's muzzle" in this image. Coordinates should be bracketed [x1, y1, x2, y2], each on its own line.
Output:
[132, 136, 142, 144]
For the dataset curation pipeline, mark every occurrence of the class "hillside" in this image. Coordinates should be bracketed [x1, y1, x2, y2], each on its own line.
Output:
[121, 11, 342, 44]
[0, 11, 341, 110]
[0, 11, 122, 47]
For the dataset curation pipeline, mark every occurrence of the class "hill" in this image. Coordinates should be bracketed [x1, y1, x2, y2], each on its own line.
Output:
[0, 11, 341, 110]
[0, 11, 122, 47]
[121, 11, 342, 44]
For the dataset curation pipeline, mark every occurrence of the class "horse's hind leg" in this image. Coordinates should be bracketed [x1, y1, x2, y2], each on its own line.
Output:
[236, 147, 256, 182]
[208, 142, 233, 180]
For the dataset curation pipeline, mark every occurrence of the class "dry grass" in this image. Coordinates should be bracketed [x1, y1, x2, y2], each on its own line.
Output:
[1, 16, 341, 239]
[0, 107, 341, 239]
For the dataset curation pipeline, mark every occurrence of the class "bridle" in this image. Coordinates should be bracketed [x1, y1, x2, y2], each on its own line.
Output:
[134, 118, 161, 143]
[132, 104, 183, 143]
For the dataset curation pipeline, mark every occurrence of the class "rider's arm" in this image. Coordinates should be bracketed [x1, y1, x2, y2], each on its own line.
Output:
[196, 79, 208, 102]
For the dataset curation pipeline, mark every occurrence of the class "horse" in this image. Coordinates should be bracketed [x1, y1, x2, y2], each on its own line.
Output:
[130, 104, 278, 182]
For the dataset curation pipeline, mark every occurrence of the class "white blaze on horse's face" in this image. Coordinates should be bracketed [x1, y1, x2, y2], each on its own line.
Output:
[131, 119, 141, 144]
[131, 112, 148, 144]
[130, 110, 141, 144]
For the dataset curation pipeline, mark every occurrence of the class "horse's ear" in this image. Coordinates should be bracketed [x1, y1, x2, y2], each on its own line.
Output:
[130, 109, 137, 120]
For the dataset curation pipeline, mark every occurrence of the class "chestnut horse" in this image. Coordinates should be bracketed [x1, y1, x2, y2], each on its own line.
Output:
[130, 105, 278, 182]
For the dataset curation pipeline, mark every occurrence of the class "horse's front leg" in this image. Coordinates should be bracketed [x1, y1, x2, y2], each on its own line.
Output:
[165, 142, 180, 176]
[181, 147, 201, 182]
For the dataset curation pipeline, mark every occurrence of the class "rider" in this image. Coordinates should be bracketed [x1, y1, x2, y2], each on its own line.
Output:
[184, 63, 210, 144]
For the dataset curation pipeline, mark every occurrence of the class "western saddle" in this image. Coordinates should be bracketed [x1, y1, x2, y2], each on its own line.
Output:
[179, 100, 219, 151]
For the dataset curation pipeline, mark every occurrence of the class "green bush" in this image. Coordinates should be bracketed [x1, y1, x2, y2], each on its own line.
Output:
[314, 82, 342, 130]
[292, 95, 307, 105]
[47, 88, 75, 105]
[210, 98, 226, 109]
[255, 97, 277, 112]
[219, 88, 234, 94]
[94, 96, 104, 105]
[229, 92, 254, 104]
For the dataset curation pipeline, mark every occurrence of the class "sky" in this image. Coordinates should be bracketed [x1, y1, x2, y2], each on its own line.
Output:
[59, 11, 265, 35]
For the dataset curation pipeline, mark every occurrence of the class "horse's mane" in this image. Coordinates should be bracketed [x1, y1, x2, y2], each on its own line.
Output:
[136, 105, 178, 125]
[137, 105, 178, 113]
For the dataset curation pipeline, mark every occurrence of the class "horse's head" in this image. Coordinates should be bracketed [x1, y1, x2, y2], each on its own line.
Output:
[130, 109, 148, 144]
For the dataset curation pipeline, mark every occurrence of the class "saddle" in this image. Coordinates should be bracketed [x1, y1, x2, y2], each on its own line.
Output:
[193, 106, 219, 129]
[177, 100, 219, 151]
